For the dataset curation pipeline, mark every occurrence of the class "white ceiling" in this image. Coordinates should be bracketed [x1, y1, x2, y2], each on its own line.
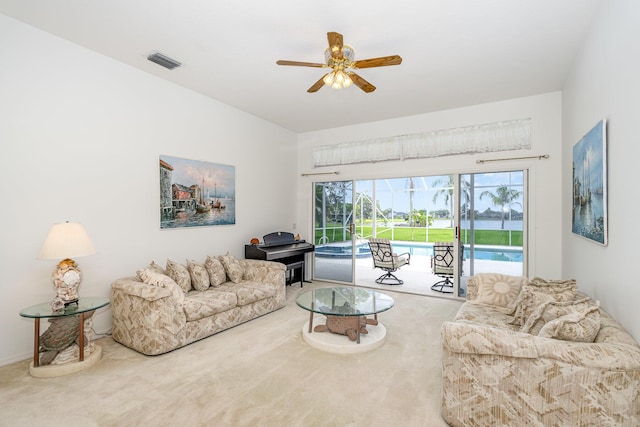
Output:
[0, 0, 601, 133]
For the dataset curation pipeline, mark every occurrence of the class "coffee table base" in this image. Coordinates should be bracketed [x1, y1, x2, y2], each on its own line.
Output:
[302, 319, 386, 354]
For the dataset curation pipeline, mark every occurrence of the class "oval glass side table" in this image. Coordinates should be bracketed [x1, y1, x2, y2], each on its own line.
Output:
[19, 297, 110, 377]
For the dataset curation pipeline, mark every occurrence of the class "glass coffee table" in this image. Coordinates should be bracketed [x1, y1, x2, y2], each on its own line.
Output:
[296, 287, 394, 351]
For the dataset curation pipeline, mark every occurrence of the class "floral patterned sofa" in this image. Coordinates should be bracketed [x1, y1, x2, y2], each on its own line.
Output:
[111, 254, 285, 355]
[441, 273, 640, 426]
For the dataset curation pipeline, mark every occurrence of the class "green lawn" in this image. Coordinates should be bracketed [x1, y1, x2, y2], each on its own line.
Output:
[315, 226, 522, 247]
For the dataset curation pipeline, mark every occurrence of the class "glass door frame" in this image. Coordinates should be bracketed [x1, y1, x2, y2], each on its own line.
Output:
[457, 169, 528, 296]
[311, 170, 528, 294]
[312, 179, 357, 284]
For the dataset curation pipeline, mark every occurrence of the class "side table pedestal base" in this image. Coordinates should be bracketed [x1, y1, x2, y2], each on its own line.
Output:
[29, 345, 102, 378]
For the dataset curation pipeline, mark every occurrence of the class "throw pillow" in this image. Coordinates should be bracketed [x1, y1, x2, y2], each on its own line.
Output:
[470, 273, 528, 313]
[137, 268, 185, 304]
[205, 255, 226, 287]
[187, 260, 210, 291]
[219, 252, 244, 283]
[147, 260, 166, 275]
[520, 297, 597, 335]
[529, 277, 578, 289]
[166, 259, 192, 293]
[538, 304, 601, 342]
[510, 278, 577, 326]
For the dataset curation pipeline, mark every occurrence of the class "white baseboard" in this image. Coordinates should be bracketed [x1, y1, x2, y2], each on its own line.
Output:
[0, 351, 32, 367]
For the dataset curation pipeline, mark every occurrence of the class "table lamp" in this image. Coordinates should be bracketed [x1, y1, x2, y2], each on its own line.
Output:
[38, 221, 96, 310]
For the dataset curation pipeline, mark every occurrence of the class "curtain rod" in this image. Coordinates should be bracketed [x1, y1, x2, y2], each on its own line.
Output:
[300, 171, 340, 177]
[476, 154, 549, 164]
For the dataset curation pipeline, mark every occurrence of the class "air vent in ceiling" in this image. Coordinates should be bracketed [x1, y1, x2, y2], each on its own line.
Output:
[147, 52, 181, 70]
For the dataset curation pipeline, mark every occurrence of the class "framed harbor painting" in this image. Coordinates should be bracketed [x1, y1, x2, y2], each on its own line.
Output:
[159, 155, 236, 229]
[572, 119, 607, 245]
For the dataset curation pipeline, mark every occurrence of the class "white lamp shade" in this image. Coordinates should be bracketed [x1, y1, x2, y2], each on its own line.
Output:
[38, 222, 96, 260]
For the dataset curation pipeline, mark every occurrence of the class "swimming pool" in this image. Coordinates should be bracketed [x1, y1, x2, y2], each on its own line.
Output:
[315, 241, 523, 262]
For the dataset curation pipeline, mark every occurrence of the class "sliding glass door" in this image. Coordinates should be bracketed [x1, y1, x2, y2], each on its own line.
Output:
[459, 170, 526, 293]
[313, 180, 355, 283]
[312, 170, 527, 296]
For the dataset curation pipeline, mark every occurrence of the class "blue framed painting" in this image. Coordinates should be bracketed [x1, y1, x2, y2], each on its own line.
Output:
[572, 120, 607, 245]
[159, 155, 236, 229]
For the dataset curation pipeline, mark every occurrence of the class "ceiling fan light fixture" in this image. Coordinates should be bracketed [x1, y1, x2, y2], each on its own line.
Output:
[323, 72, 335, 86]
[324, 45, 354, 65]
[343, 73, 353, 88]
[324, 69, 352, 90]
[276, 32, 400, 93]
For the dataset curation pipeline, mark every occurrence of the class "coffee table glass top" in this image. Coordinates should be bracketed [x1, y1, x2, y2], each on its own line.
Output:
[296, 287, 394, 316]
[19, 297, 110, 319]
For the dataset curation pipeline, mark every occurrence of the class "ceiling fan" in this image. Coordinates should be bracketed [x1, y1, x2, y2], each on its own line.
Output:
[276, 32, 402, 93]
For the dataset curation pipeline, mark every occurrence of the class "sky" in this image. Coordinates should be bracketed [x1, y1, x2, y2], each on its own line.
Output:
[353, 171, 524, 214]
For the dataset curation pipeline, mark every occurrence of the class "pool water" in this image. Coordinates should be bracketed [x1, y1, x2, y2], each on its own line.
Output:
[315, 241, 523, 262]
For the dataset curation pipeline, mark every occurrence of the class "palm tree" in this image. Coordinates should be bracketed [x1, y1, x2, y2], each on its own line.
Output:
[431, 175, 470, 228]
[479, 186, 523, 229]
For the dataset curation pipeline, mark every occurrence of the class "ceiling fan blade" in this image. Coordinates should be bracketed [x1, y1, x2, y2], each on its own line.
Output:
[349, 72, 376, 93]
[307, 75, 327, 93]
[327, 32, 344, 59]
[276, 60, 326, 68]
[353, 55, 403, 69]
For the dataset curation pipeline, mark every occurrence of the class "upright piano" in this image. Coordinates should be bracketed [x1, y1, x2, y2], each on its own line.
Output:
[245, 231, 315, 286]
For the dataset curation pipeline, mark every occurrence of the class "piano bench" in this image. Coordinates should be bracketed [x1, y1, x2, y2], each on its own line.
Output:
[285, 261, 305, 287]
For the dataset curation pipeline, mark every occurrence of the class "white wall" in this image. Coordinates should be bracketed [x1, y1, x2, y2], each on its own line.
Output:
[296, 92, 563, 281]
[562, 0, 640, 342]
[0, 15, 297, 365]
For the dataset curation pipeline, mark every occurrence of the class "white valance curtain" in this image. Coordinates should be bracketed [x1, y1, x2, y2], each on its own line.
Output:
[311, 118, 532, 167]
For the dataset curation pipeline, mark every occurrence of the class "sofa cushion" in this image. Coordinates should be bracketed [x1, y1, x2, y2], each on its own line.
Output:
[166, 260, 192, 293]
[510, 278, 577, 326]
[219, 253, 244, 283]
[182, 289, 238, 322]
[469, 273, 528, 314]
[538, 304, 601, 342]
[218, 281, 276, 306]
[187, 260, 210, 291]
[137, 268, 185, 304]
[454, 301, 520, 331]
[205, 255, 227, 287]
[147, 260, 166, 275]
[521, 297, 598, 335]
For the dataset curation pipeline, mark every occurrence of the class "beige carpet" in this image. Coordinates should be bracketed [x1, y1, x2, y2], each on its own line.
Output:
[0, 282, 462, 427]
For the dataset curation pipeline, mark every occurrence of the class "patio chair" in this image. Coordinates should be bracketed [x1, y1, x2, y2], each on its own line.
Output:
[367, 238, 411, 285]
[431, 242, 463, 293]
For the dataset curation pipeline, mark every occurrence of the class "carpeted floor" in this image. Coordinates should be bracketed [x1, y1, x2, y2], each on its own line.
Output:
[0, 281, 462, 427]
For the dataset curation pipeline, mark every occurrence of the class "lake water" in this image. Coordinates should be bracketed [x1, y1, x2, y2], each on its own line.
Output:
[423, 219, 523, 230]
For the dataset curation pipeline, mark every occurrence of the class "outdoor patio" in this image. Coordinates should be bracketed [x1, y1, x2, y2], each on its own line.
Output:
[313, 249, 524, 299]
